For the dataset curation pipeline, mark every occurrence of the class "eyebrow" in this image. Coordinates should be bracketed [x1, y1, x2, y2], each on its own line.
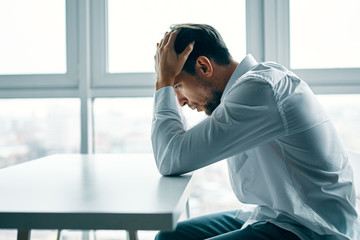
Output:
[173, 80, 180, 87]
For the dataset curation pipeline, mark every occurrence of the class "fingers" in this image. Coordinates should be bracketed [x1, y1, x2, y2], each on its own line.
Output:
[159, 31, 171, 49]
[165, 30, 179, 48]
[158, 30, 178, 50]
[155, 31, 176, 62]
[155, 30, 194, 61]
[179, 41, 194, 61]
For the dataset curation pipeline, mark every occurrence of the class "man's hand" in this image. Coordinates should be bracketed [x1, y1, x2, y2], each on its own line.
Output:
[155, 31, 194, 90]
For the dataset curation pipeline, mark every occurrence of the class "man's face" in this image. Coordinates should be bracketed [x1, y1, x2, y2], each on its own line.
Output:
[173, 71, 222, 116]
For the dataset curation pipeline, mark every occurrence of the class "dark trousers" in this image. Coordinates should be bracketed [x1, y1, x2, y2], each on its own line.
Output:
[155, 210, 301, 240]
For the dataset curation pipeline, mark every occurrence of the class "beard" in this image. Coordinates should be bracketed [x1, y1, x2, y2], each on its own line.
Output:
[194, 74, 223, 116]
[204, 89, 222, 116]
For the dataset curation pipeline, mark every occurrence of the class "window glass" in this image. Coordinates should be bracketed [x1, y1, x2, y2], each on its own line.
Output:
[0, 0, 66, 74]
[290, 0, 360, 69]
[94, 98, 153, 153]
[316, 94, 360, 152]
[0, 99, 80, 168]
[93, 97, 207, 153]
[108, 0, 246, 73]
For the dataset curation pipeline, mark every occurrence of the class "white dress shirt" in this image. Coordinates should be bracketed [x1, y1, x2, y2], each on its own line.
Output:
[151, 54, 359, 240]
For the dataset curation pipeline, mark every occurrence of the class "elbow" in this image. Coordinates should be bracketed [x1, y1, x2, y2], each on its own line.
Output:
[154, 153, 185, 176]
[156, 160, 182, 176]
[156, 161, 171, 176]
[152, 130, 187, 176]
[158, 168, 180, 176]
[159, 168, 184, 176]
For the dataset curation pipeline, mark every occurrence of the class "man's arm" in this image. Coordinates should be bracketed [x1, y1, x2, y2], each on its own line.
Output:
[152, 79, 286, 176]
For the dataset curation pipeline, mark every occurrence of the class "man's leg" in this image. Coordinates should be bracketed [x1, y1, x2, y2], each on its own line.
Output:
[207, 222, 300, 240]
[155, 210, 244, 240]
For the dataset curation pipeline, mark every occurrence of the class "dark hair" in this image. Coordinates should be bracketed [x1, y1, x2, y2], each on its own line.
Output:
[170, 24, 232, 75]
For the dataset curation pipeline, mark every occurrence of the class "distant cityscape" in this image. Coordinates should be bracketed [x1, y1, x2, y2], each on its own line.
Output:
[1, 95, 359, 168]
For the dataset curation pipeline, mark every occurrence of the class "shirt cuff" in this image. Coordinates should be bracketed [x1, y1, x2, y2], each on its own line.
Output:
[153, 86, 178, 112]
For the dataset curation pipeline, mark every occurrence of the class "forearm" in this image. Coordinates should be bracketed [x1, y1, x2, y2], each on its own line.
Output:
[151, 87, 186, 175]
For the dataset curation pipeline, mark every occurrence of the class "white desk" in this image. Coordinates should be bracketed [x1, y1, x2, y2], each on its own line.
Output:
[0, 154, 195, 240]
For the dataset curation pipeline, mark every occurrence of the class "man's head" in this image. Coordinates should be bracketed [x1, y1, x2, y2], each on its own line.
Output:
[169, 24, 236, 116]
[171, 24, 232, 75]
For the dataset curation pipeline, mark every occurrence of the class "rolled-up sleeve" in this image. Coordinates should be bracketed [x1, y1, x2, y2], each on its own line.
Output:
[151, 78, 287, 176]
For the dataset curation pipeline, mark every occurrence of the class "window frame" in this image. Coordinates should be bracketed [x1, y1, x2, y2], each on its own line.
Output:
[0, 0, 78, 91]
[262, 0, 360, 94]
[1, 0, 359, 157]
[90, 0, 155, 95]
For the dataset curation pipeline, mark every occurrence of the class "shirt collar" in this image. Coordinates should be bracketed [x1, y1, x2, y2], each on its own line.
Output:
[221, 54, 258, 102]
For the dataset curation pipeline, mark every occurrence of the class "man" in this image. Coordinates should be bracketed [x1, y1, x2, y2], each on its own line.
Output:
[152, 24, 359, 240]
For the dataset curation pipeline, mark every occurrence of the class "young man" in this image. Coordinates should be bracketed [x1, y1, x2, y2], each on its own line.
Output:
[152, 24, 359, 240]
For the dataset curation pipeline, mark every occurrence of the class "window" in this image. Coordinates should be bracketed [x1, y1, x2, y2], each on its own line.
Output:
[316, 94, 360, 152]
[0, 0, 66, 74]
[1, 1, 359, 239]
[94, 98, 153, 153]
[108, 0, 246, 73]
[0, 99, 80, 168]
[262, 0, 360, 93]
[93, 97, 205, 153]
[92, 0, 246, 89]
[290, 0, 360, 69]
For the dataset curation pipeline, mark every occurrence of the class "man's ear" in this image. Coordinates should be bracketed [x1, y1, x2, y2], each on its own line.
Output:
[196, 56, 213, 77]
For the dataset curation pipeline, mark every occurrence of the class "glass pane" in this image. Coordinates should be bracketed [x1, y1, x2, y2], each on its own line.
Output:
[0, 99, 80, 168]
[317, 94, 360, 152]
[94, 98, 153, 153]
[94, 98, 206, 153]
[0, 0, 66, 74]
[108, 0, 246, 73]
[290, 0, 360, 69]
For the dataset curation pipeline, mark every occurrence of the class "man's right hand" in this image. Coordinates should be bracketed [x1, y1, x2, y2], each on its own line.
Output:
[154, 30, 194, 90]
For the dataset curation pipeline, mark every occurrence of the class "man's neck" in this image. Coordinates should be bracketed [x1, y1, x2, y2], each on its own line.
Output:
[213, 59, 239, 94]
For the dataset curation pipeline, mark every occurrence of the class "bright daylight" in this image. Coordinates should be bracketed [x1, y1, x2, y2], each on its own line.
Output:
[0, 0, 359, 240]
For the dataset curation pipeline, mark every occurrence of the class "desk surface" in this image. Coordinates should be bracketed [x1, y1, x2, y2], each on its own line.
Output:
[0, 154, 194, 231]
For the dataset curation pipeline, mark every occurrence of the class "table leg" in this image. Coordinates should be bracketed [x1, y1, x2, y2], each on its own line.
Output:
[126, 230, 138, 240]
[56, 230, 61, 240]
[17, 230, 31, 240]
[186, 199, 190, 219]
[81, 230, 96, 240]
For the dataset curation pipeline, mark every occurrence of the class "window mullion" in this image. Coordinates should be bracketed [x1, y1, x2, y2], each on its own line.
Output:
[78, 0, 94, 155]
[90, 0, 107, 89]
[263, 0, 290, 67]
[276, 0, 290, 67]
[66, 0, 78, 84]
[246, 0, 265, 62]
[263, 0, 277, 62]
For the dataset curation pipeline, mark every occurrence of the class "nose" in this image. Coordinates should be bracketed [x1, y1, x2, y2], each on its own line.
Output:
[175, 91, 188, 107]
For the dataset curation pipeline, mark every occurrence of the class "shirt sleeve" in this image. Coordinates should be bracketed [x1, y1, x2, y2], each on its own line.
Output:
[151, 78, 287, 176]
